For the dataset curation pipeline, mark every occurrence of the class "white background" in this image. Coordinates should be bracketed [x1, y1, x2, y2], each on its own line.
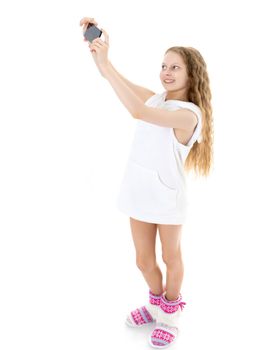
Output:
[1, 0, 263, 349]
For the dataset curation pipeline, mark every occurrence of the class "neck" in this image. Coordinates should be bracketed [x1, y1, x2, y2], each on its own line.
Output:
[165, 88, 189, 102]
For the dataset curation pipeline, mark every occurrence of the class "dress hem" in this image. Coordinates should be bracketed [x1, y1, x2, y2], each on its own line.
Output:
[116, 205, 187, 225]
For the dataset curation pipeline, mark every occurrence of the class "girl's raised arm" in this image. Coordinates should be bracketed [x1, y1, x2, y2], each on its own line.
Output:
[106, 61, 156, 103]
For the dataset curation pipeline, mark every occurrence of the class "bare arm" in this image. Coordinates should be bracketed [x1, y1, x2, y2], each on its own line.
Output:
[101, 63, 198, 130]
[94, 59, 155, 103]
[100, 63, 143, 118]
[81, 22, 155, 103]
[136, 106, 198, 130]
[106, 61, 156, 103]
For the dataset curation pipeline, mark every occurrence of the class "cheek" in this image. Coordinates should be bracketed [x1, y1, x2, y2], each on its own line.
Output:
[177, 73, 186, 82]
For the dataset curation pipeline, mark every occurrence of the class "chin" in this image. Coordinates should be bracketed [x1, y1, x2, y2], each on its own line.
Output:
[162, 84, 176, 90]
[166, 86, 176, 91]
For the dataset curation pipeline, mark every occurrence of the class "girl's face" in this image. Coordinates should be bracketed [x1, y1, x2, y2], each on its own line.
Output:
[160, 51, 189, 96]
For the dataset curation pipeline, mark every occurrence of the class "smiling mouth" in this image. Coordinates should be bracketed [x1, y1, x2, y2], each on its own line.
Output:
[164, 79, 175, 83]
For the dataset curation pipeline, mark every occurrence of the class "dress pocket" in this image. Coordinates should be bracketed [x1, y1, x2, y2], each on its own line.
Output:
[116, 159, 179, 216]
[129, 159, 178, 193]
[116, 158, 192, 223]
[156, 171, 178, 191]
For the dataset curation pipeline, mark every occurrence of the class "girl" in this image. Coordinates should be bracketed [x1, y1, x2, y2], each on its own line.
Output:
[80, 17, 213, 349]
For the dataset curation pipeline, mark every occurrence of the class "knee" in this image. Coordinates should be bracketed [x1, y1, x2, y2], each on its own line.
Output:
[136, 256, 157, 273]
[162, 251, 182, 267]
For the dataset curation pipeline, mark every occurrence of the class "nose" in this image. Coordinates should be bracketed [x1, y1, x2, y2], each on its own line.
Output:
[165, 68, 174, 75]
[164, 68, 174, 76]
[164, 73, 173, 79]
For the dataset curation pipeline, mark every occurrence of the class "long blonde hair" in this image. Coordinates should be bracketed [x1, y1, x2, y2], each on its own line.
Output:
[165, 47, 214, 177]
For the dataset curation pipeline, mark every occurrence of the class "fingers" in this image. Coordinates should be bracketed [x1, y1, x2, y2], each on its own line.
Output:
[79, 17, 98, 26]
[89, 42, 103, 50]
[79, 16, 98, 34]
[88, 40, 105, 54]
[90, 33, 109, 47]
[87, 38, 105, 47]
[91, 38, 104, 46]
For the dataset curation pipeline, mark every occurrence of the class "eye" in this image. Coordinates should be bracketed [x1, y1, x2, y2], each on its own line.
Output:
[161, 65, 179, 69]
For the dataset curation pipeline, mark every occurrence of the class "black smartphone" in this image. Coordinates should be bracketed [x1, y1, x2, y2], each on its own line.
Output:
[83, 23, 102, 42]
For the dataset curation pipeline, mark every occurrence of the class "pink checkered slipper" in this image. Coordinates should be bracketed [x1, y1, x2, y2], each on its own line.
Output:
[125, 289, 163, 327]
[149, 292, 186, 348]
[149, 322, 179, 348]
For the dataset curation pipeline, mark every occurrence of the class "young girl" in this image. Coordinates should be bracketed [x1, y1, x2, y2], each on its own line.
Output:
[80, 17, 213, 349]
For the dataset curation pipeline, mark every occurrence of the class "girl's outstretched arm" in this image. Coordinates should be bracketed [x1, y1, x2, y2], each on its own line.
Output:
[88, 29, 195, 128]
[101, 61, 197, 129]
[85, 29, 155, 104]
[101, 63, 147, 118]
[106, 61, 155, 103]
[88, 31, 147, 118]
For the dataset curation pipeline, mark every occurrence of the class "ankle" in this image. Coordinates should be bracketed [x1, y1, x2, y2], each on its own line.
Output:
[150, 290, 163, 296]
[165, 295, 179, 302]
[164, 292, 180, 302]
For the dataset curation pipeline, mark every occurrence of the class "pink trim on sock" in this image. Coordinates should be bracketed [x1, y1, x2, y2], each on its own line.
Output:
[160, 293, 186, 313]
[149, 289, 162, 306]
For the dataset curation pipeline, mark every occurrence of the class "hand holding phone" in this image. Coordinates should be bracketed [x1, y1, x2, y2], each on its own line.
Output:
[83, 23, 102, 43]
[80, 18, 110, 71]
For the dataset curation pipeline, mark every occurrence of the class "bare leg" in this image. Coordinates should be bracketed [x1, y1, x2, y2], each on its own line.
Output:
[141, 265, 164, 296]
[130, 217, 165, 295]
[158, 224, 184, 300]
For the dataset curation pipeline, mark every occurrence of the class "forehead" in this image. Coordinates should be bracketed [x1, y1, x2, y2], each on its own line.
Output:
[162, 51, 185, 66]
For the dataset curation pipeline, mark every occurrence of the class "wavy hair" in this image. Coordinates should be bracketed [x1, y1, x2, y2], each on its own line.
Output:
[165, 46, 214, 177]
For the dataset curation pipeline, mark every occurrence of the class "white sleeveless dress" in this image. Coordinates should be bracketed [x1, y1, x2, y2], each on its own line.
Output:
[115, 91, 203, 224]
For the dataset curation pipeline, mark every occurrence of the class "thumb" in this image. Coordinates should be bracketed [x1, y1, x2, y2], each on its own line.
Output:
[100, 28, 109, 45]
